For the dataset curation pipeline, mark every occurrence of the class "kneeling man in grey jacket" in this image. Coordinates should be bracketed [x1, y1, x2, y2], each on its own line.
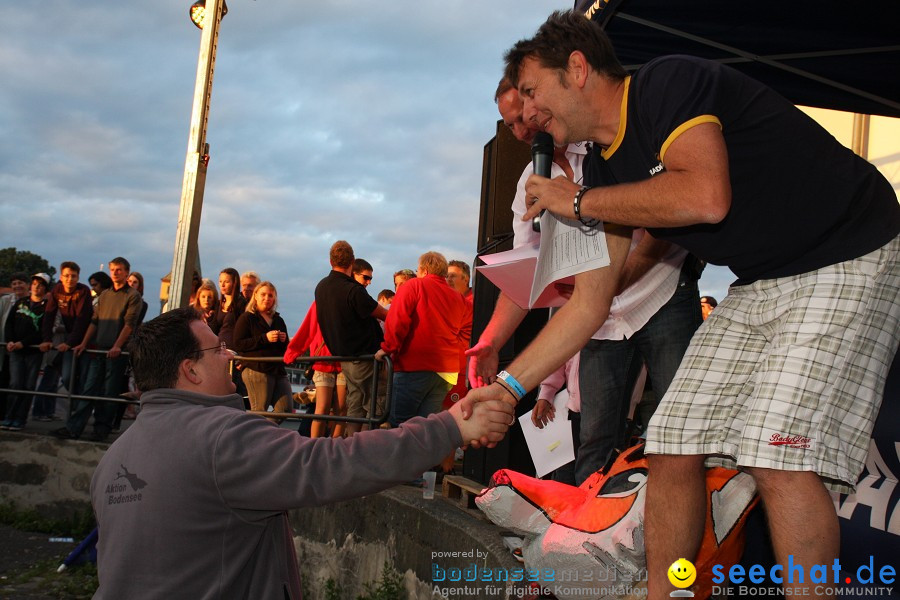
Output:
[91, 308, 513, 599]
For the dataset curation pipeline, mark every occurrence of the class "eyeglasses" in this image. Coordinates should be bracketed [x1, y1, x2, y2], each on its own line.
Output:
[360, 275, 373, 281]
[195, 342, 236, 357]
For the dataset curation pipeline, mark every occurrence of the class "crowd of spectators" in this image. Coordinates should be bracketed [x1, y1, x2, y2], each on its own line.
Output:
[0, 249, 476, 443]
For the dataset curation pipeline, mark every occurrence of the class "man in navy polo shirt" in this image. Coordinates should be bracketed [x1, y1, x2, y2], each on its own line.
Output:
[315, 241, 387, 436]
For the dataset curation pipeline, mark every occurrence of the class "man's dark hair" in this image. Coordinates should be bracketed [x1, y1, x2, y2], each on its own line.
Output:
[330, 241, 354, 269]
[10, 272, 29, 284]
[448, 260, 470, 280]
[128, 308, 202, 392]
[109, 256, 130, 271]
[60, 261, 81, 274]
[503, 10, 627, 88]
[352, 258, 373, 274]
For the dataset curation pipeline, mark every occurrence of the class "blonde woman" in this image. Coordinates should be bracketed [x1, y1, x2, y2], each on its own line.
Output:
[232, 282, 290, 419]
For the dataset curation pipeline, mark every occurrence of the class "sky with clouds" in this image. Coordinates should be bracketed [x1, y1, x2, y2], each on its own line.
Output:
[0, 0, 736, 329]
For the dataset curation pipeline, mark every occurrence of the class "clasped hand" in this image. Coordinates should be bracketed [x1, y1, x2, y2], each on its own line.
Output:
[455, 382, 519, 448]
[522, 174, 581, 222]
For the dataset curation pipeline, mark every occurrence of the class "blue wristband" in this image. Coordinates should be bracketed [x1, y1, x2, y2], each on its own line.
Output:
[497, 370, 526, 400]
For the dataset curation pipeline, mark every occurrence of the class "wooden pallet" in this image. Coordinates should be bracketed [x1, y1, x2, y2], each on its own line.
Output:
[441, 474, 486, 509]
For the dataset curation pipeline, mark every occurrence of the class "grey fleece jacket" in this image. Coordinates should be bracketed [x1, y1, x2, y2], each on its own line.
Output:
[90, 388, 462, 599]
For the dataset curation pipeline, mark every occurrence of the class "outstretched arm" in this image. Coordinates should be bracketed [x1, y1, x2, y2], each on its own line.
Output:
[460, 224, 632, 442]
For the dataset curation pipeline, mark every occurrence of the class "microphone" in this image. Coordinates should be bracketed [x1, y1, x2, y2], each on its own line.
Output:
[531, 131, 554, 232]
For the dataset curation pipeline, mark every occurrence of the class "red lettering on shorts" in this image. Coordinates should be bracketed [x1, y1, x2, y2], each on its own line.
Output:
[768, 433, 812, 449]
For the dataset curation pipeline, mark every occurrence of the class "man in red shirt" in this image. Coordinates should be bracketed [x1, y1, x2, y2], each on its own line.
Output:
[377, 252, 472, 427]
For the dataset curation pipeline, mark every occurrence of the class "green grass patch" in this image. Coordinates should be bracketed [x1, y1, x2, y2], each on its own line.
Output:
[4, 557, 98, 600]
[0, 501, 94, 537]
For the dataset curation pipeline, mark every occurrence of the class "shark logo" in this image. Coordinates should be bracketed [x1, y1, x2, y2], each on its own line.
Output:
[115, 465, 147, 492]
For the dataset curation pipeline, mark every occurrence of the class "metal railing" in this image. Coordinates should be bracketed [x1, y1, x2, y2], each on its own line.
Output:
[0, 346, 392, 430]
[241, 353, 393, 429]
[1, 347, 138, 408]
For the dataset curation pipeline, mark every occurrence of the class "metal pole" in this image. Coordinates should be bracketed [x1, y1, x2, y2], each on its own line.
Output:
[168, 0, 224, 310]
[851, 113, 870, 160]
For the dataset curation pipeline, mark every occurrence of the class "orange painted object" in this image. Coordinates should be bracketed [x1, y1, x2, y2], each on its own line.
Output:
[477, 443, 759, 600]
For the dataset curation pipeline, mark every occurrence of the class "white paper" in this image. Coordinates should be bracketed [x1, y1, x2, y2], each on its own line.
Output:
[475, 214, 610, 309]
[519, 388, 575, 478]
[532, 214, 610, 306]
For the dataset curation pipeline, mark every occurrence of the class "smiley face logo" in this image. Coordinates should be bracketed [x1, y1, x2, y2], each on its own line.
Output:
[667, 558, 696, 589]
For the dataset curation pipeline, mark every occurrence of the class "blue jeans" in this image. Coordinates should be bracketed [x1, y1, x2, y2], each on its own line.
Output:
[576, 274, 702, 484]
[65, 353, 128, 437]
[5, 351, 41, 423]
[389, 371, 452, 427]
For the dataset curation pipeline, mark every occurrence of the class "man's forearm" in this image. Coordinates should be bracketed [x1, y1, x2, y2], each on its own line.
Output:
[617, 233, 673, 293]
[112, 325, 133, 351]
[525, 123, 731, 229]
[479, 292, 529, 351]
[502, 225, 632, 393]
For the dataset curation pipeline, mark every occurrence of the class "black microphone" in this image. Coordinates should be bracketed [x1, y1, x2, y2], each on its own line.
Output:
[531, 131, 554, 232]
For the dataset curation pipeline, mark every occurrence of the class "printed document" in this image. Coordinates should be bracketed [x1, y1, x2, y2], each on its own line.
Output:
[477, 214, 609, 308]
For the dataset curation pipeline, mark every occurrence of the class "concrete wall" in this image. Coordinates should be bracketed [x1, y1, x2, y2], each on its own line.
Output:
[1, 433, 524, 600]
[292, 486, 523, 600]
[0, 432, 99, 518]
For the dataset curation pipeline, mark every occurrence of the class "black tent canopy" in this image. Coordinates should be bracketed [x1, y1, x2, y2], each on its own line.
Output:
[574, 0, 900, 118]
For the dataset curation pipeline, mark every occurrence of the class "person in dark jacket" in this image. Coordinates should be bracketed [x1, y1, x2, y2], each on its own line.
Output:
[213, 267, 246, 346]
[232, 281, 290, 419]
[35, 261, 93, 420]
[1, 273, 50, 430]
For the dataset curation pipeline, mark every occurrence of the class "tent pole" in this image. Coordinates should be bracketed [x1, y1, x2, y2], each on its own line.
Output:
[851, 114, 870, 160]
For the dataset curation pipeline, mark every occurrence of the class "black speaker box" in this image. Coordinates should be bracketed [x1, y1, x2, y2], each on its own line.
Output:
[463, 121, 550, 484]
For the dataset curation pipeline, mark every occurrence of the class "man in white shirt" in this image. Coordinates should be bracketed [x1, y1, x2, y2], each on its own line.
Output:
[467, 79, 702, 483]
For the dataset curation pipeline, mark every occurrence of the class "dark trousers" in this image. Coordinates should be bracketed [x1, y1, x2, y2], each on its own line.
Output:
[65, 353, 128, 437]
[5, 352, 42, 423]
[576, 274, 702, 484]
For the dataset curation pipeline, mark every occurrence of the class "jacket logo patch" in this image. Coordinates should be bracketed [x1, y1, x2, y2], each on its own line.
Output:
[105, 464, 147, 505]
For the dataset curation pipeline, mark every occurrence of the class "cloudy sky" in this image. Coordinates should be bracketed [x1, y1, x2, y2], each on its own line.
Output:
[0, 0, 735, 328]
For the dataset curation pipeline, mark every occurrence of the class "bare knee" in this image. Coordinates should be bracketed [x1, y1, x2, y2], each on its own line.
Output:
[745, 467, 826, 499]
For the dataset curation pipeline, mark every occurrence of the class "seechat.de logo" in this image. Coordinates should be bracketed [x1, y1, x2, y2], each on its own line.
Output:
[711, 555, 896, 596]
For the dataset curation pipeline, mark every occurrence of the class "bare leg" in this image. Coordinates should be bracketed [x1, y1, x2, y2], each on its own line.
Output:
[747, 468, 838, 600]
[311, 385, 334, 439]
[332, 384, 347, 438]
[646, 454, 707, 600]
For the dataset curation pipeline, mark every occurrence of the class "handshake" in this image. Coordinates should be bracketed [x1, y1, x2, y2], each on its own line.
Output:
[447, 389, 517, 448]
